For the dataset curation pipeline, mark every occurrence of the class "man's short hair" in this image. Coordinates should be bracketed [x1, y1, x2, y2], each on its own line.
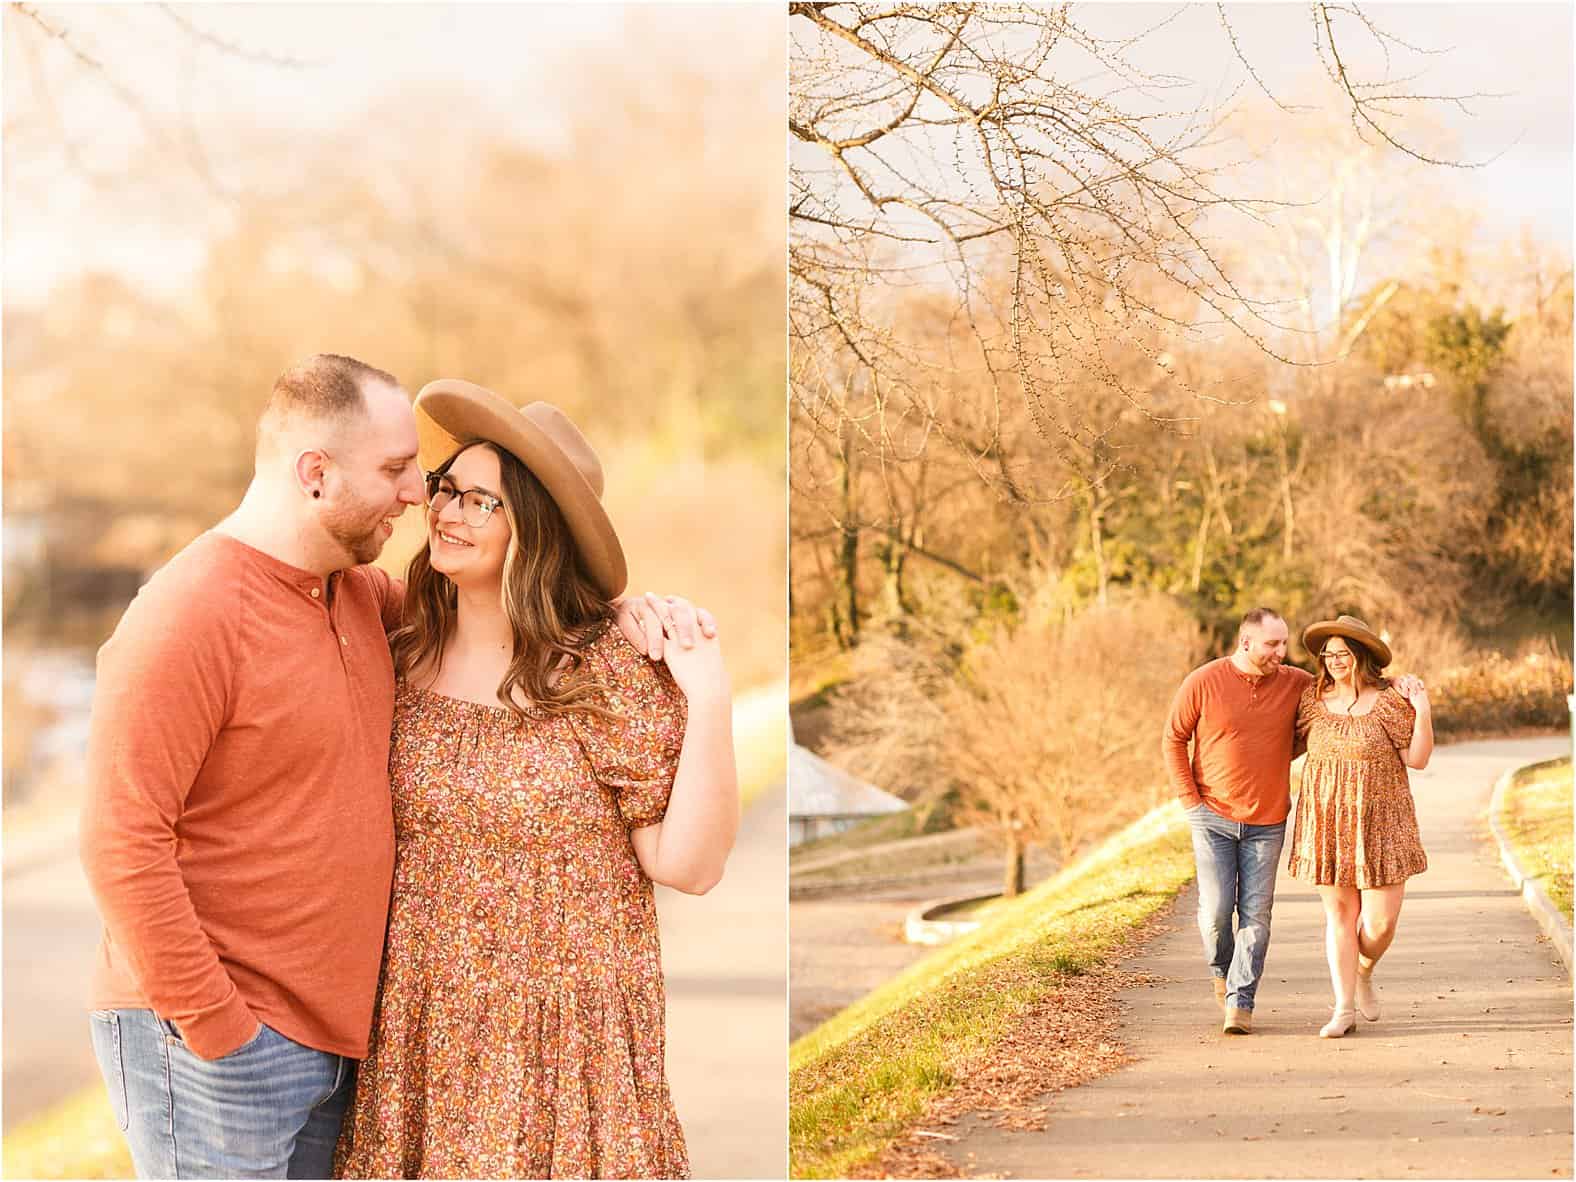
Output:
[257, 354, 398, 455]
[1238, 607, 1284, 639]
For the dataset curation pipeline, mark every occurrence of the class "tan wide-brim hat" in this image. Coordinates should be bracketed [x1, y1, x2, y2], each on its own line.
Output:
[414, 379, 627, 599]
[1301, 614, 1392, 668]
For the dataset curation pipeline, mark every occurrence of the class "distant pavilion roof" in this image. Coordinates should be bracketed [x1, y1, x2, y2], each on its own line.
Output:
[788, 744, 908, 819]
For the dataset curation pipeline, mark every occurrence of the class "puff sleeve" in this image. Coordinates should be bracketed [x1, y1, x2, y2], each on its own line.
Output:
[1375, 687, 1417, 752]
[1295, 684, 1319, 750]
[571, 627, 688, 828]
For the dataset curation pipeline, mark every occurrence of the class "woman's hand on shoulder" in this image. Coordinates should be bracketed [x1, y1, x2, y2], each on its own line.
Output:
[614, 591, 719, 661]
[1390, 674, 1429, 712]
[654, 596, 731, 709]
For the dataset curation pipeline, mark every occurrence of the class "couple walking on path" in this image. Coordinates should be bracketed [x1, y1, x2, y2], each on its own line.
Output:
[78, 355, 741, 1178]
[1165, 607, 1435, 1038]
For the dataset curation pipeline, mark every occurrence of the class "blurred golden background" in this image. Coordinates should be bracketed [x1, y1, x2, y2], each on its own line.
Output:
[2, 5, 785, 1177]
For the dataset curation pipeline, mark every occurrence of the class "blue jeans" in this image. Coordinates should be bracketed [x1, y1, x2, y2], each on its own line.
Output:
[88, 1008, 355, 1179]
[1187, 804, 1287, 1012]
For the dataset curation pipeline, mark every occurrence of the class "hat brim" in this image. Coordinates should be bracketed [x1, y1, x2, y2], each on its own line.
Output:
[414, 380, 627, 599]
[1301, 621, 1392, 667]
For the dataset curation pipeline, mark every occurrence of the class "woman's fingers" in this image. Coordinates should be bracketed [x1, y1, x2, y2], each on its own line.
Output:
[693, 605, 719, 639]
[655, 593, 700, 647]
[642, 592, 687, 648]
[662, 595, 718, 641]
[623, 594, 664, 659]
[629, 592, 719, 657]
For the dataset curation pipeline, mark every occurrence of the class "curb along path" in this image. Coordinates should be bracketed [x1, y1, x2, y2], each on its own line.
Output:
[1488, 765, 1574, 973]
[936, 737, 1573, 1180]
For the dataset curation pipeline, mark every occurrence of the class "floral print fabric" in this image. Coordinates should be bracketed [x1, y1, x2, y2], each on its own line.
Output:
[1287, 685, 1427, 888]
[334, 626, 690, 1179]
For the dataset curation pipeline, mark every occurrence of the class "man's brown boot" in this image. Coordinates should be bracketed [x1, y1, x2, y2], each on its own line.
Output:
[1223, 1006, 1253, 1034]
[1213, 978, 1228, 1009]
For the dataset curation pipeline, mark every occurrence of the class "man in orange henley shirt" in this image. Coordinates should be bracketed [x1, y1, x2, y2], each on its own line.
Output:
[1162, 607, 1310, 1036]
[78, 355, 686, 1179]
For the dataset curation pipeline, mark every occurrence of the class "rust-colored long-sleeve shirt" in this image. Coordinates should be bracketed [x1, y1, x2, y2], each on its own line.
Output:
[1162, 657, 1312, 825]
[79, 532, 401, 1061]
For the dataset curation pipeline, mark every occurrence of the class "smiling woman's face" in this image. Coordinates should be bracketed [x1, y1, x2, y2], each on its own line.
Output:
[426, 443, 512, 588]
[1320, 638, 1356, 680]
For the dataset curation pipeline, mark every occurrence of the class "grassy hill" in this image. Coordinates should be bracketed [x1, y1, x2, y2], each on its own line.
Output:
[789, 800, 1197, 1178]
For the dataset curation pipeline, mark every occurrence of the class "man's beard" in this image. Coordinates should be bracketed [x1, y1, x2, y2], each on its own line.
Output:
[322, 497, 388, 566]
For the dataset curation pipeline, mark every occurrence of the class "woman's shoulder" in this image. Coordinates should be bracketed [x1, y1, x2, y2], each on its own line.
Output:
[581, 619, 678, 695]
[584, 617, 644, 669]
[1375, 683, 1416, 716]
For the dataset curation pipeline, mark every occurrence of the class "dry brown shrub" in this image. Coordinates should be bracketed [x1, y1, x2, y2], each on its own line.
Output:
[818, 629, 955, 808]
[1381, 607, 1476, 684]
[1432, 642, 1572, 738]
[941, 593, 1207, 877]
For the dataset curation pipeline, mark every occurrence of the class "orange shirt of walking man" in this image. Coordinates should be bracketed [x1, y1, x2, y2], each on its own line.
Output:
[1162, 607, 1311, 1036]
[78, 355, 428, 1180]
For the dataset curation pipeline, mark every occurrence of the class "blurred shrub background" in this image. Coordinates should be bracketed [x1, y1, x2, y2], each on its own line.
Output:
[4, 3, 785, 813]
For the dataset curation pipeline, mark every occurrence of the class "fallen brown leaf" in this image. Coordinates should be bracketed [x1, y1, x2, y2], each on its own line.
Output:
[866, 913, 1178, 1178]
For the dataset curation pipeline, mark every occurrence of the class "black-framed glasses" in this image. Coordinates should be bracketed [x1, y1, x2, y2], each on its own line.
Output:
[423, 472, 504, 528]
[1320, 648, 1354, 663]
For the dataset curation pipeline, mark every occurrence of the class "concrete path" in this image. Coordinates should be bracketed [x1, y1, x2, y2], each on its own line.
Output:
[790, 885, 946, 1039]
[791, 841, 1056, 1038]
[2, 814, 102, 1132]
[658, 785, 787, 1180]
[938, 737, 1574, 1180]
[3, 788, 788, 1182]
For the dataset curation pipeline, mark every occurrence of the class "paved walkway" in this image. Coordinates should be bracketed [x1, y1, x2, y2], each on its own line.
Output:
[2, 814, 102, 1133]
[658, 785, 786, 1179]
[938, 737, 1574, 1180]
[791, 841, 1057, 1038]
[791, 885, 948, 1039]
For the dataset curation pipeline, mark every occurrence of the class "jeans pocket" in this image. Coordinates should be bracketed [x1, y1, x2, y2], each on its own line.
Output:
[164, 1017, 270, 1062]
[89, 1010, 129, 1131]
[221, 1022, 271, 1060]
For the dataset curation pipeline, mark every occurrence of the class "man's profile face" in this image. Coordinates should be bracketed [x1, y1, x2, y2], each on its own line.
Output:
[1239, 617, 1289, 674]
[319, 380, 423, 565]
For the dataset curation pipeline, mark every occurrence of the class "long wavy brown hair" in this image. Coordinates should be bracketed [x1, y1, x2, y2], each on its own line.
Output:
[389, 442, 614, 724]
[1313, 635, 1391, 701]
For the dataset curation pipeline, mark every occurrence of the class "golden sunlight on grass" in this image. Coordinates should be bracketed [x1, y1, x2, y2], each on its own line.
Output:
[2, 1085, 132, 1180]
[1499, 755, 1574, 920]
[788, 802, 1197, 1178]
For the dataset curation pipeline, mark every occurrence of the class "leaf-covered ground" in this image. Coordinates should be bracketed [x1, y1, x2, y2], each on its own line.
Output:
[789, 803, 1196, 1179]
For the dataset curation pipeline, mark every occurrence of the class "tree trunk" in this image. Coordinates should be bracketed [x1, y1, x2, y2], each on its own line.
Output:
[1088, 491, 1109, 607]
[878, 536, 910, 618]
[1190, 499, 1210, 592]
[837, 522, 860, 648]
[1002, 829, 1026, 897]
[836, 422, 861, 648]
[1274, 426, 1295, 563]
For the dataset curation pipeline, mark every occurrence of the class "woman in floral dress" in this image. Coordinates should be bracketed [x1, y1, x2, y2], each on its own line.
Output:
[335, 380, 739, 1178]
[1287, 614, 1434, 1039]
